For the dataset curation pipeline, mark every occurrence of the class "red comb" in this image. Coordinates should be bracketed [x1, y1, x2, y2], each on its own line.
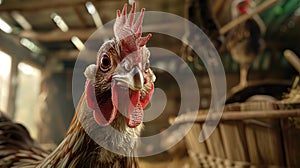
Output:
[113, 3, 151, 59]
[237, 0, 250, 14]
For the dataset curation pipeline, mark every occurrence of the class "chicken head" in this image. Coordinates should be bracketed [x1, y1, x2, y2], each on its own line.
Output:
[84, 3, 155, 128]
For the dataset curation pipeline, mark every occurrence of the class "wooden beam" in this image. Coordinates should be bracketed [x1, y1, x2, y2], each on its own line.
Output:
[0, 0, 87, 11]
[219, 0, 281, 34]
[0, 32, 44, 65]
[19, 28, 101, 42]
[0, 0, 122, 11]
[50, 44, 182, 61]
[73, 6, 88, 28]
[0, 0, 134, 11]
[170, 109, 300, 125]
[19, 22, 181, 42]
[50, 50, 81, 61]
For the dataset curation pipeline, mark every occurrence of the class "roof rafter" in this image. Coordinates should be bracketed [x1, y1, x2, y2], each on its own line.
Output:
[0, 0, 90, 11]
[19, 22, 180, 42]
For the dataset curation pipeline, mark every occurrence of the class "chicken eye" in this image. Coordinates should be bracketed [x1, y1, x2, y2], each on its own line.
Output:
[99, 53, 112, 72]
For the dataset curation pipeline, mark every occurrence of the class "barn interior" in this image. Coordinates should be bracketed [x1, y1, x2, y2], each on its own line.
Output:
[0, 0, 300, 167]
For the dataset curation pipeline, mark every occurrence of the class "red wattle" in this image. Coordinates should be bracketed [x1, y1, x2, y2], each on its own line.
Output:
[140, 83, 154, 109]
[126, 103, 143, 128]
[85, 79, 117, 126]
[128, 90, 140, 115]
[86, 80, 97, 109]
[86, 79, 154, 128]
[126, 90, 141, 127]
[127, 83, 154, 127]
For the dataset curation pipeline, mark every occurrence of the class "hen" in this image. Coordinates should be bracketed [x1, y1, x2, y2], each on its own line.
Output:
[226, 0, 265, 92]
[0, 3, 155, 168]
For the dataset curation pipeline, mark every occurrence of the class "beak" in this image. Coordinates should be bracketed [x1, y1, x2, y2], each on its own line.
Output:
[113, 65, 144, 91]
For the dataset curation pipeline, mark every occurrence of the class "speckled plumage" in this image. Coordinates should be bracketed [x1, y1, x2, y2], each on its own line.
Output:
[0, 98, 142, 167]
[0, 112, 49, 168]
[36, 93, 143, 167]
[0, 46, 154, 167]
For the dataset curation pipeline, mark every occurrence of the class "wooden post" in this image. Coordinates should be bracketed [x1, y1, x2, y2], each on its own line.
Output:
[6, 57, 19, 118]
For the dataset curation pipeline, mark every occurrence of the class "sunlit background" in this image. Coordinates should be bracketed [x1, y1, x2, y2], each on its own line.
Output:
[0, 51, 11, 112]
[0, 50, 41, 139]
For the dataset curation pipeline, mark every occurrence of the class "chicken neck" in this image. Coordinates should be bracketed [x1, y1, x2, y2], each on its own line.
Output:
[37, 93, 142, 168]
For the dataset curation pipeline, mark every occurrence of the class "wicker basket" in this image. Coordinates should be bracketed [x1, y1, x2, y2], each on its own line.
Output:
[174, 101, 300, 168]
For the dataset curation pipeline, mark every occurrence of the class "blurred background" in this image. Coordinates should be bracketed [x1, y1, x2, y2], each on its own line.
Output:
[0, 0, 300, 167]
